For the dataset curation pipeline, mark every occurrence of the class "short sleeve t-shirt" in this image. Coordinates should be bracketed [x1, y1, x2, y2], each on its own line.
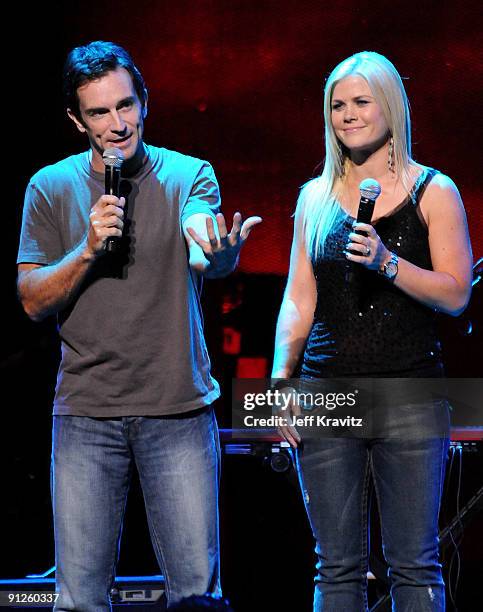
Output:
[18, 145, 221, 416]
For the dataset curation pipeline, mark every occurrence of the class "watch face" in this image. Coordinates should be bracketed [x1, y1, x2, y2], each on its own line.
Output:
[386, 262, 397, 277]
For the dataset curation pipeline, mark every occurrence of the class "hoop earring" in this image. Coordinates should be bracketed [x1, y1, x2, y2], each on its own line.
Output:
[338, 145, 346, 177]
[388, 136, 395, 173]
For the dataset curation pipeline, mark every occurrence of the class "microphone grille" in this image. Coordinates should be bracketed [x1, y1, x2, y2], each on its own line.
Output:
[359, 178, 382, 200]
[102, 147, 125, 169]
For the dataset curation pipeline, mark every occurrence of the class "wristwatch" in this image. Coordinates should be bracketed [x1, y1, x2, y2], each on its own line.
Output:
[378, 252, 399, 280]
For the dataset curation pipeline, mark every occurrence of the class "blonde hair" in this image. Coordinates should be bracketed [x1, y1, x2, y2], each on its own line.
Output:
[301, 51, 414, 259]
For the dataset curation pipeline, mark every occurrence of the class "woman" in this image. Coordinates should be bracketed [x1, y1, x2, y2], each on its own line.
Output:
[272, 52, 472, 611]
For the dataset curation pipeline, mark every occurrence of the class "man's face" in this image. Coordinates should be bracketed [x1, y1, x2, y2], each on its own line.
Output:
[67, 66, 146, 172]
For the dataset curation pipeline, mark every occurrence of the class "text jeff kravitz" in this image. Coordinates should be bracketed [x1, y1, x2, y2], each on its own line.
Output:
[243, 415, 364, 427]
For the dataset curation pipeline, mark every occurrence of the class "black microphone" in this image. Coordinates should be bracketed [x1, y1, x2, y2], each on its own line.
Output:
[102, 147, 125, 253]
[345, 178, 381, 283]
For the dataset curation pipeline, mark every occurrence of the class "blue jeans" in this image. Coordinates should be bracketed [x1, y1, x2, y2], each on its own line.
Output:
[295, 407, 449, 611]
[51, 408, 220, 611]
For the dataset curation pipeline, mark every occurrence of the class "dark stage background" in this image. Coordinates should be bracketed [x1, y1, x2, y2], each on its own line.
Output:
[2, 1, 482, 611]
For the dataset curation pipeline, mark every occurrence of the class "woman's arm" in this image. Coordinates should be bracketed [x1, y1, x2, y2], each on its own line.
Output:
[272, 206, 317, 379]
[346, 174, 473, 316]
[272, 206, 316, 448]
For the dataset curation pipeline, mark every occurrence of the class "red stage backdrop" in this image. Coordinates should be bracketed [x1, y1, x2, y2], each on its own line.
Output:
[2, 1, 482, 601]
[46, 0, 483, 276]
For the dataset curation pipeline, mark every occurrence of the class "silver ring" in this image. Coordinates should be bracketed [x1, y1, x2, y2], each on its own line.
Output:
[365, 246, 371, 256]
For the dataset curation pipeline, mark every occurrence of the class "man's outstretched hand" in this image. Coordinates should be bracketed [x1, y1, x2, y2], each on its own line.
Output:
[186, 212, 262, 278]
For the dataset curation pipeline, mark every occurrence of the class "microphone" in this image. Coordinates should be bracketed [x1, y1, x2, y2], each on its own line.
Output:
[102, 147, 125, 253]
[345, 178, 381, 283]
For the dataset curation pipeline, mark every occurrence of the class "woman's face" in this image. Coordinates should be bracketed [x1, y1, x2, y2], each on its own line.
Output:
[331, 75, 389, 153]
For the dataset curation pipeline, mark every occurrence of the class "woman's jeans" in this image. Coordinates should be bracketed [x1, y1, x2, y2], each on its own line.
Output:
[295, 398, 449, 612]
[51, 408, 220, 611]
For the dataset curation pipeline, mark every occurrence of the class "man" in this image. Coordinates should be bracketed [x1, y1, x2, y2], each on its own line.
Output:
[17, 41, 260, 611]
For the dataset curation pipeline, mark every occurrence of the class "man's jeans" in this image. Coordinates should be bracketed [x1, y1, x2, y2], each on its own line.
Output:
[51, 408, 220, 611]
[295, 403, 449, 612]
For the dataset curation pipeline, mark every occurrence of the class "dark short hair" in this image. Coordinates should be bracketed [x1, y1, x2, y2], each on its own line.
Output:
[63, 40, 147, 120]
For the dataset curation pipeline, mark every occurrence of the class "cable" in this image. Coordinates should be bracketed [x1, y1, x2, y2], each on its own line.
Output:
[447, 444, 464, 611]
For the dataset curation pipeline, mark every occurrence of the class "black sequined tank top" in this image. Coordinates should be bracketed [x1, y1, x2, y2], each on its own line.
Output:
[301, 168, 443, 377]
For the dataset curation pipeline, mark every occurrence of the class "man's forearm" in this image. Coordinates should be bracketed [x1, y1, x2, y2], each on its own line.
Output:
[18, 238, 97, 322]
